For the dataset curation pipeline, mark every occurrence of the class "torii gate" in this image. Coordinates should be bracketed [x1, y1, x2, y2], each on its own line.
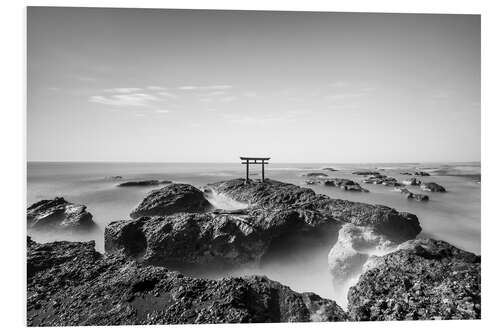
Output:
[240, 157, 270, 182]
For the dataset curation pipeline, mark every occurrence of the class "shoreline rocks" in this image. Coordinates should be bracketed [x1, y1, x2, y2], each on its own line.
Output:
[402, 178, 422, 186]
[323, 178, 369, 192]
[348, 239, 480, 320]
[130, 184, 213, 218]
[396, 188, 429, 202]
[27, 197, 97, 232]
[27, 237, 347, 325]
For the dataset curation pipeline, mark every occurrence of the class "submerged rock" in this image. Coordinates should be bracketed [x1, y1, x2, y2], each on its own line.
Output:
[421, 182, 446, 192]
[130, 183, 213, 218]
[27, 197, 97, 232]
[352, 171, 381, 176]
[396, 188, 429, 202]
[118, 180, 172, 187]
[322, 168, 338, 172]
[27, 238, 347, 325]
[363, 175, 401, 187]
[348, 239, 480, 320]
[414, 171, 431, 176]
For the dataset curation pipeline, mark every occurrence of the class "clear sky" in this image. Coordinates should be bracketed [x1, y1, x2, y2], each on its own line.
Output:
[27, 7, 480, 163]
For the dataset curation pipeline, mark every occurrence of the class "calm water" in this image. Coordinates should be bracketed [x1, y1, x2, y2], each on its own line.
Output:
[27, 162, 480, 303]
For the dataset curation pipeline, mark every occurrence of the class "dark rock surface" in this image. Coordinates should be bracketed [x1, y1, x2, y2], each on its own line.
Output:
[130, 184, 213, 218]
[118, 180, 172, 187]
[27, 197, 97, 231]
[348, 239, 480, 320]
[421, 182, 446, 192]
[322, 168, 338, 172]
[414, 171, 431, 176]
[363, 174, 401, 187]
[323, 178, 369, 192]
[27, 238, 347, 325]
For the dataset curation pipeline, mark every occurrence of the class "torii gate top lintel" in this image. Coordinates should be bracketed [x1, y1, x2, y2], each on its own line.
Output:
[240, 157, 270, 182]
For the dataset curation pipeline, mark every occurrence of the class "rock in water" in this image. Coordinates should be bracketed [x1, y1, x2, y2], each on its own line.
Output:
[27, 197, 97, 231]
[414, 171, 431, 176]
[323, 178, 369, 192]
[117, 180, 172, 187]
[421, 182, 446, 192]
[302, 172, 329, 178]
[348, 238, 480, 320]
[396, 188, 429, 202]
[322, 167, 338, 172]
[27, 238, 347, 325]
[402, 178, 422, 186]
[352, 171, 380, 176]
[130, 183, 213, 218]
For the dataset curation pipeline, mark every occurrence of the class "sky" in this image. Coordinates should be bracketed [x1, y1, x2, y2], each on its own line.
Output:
[27, 7, 480, 163]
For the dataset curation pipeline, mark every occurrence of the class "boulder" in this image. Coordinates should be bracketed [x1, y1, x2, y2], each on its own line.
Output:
[397, 188, 429, 202]
[118, 180, 172, 187]
[420, 182, 446, 192]
[27, 238, 347, 325]
[348, 239, 480, 320]
[130, 184, 213, 218]
[27, 197, 97, 232]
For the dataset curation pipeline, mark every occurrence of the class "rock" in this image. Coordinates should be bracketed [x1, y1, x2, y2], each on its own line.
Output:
[352, 171, 381, 176]
[130, 184, 213, 218]
[27, 197, 97, 232]
[414, 171, 431, 176]
[421, 182, 446, 192]
[302, 172, 329, 178]
[322, 168, 338, 172]
[348, 239, 480, 320]
[396, 188, 429, 202]
[363, 175, 401, 187]
[27, 238, 347, 325]
[105, 176, 123, 180]
[402, 178, 421, 186]
[323, 178, 369, 192]
[305, 179, 319, 185]
[400, 172, 412, 175]
[118, 180, 172, 187]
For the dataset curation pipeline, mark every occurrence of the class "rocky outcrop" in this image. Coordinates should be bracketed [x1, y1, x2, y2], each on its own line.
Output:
[421, 182, 446, 192]
[130, 184, 213, 218]
[322, 168, 338, 172]
[396, 188, 429, 202]
[348, 239, 480, 320]
[363, 175, 401, 187]
[27, 197, 97, 232]
[27, 238, 347, 326]
[118, 180, 172, 187]
[414, 171, 430, 176]
[323, 178, 369, 192]
[402, 178, 422, 186]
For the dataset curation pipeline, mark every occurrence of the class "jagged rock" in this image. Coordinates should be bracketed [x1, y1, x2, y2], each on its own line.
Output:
[421, 182, 446, 192]
[118, 180, 172, 187]
[130, 184, 213, 218]
[402, 178, 422, 186]
[27, 238, 347, 325]
[323, 178, 369, 192]
[27, 197, 97, 231]
[363, 175, 401, 187]
[348, 239, 480, 320]
[414, 171, 431, 176]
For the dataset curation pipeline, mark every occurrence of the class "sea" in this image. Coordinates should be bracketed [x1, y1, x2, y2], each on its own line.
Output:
[27, 161, 480, 305]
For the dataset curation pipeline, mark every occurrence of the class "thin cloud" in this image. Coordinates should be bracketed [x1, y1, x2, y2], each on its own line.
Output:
[104, 87, 143, 94]
[155, 110, 171, 113]
[89, 93, 158, 107]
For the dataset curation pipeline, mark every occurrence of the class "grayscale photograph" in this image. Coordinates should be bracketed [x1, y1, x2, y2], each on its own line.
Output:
[26, 7, 480, 325]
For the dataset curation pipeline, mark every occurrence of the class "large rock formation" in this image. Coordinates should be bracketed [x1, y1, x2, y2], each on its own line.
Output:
[323, 178, 369, 192]
[27, 238, 347, 326]
[106, 179, 420, 268]
[130, 184, 213, 218]
[420, 182, 446, 192]
[27, 197, 97, 232]
[348, 239, 480, 320]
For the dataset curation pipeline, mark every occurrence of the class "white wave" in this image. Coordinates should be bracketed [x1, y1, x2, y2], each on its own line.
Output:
[203, 189, 249, 210]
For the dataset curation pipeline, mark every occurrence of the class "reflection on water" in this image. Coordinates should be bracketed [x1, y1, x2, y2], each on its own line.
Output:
[27, 162, 481, 303]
